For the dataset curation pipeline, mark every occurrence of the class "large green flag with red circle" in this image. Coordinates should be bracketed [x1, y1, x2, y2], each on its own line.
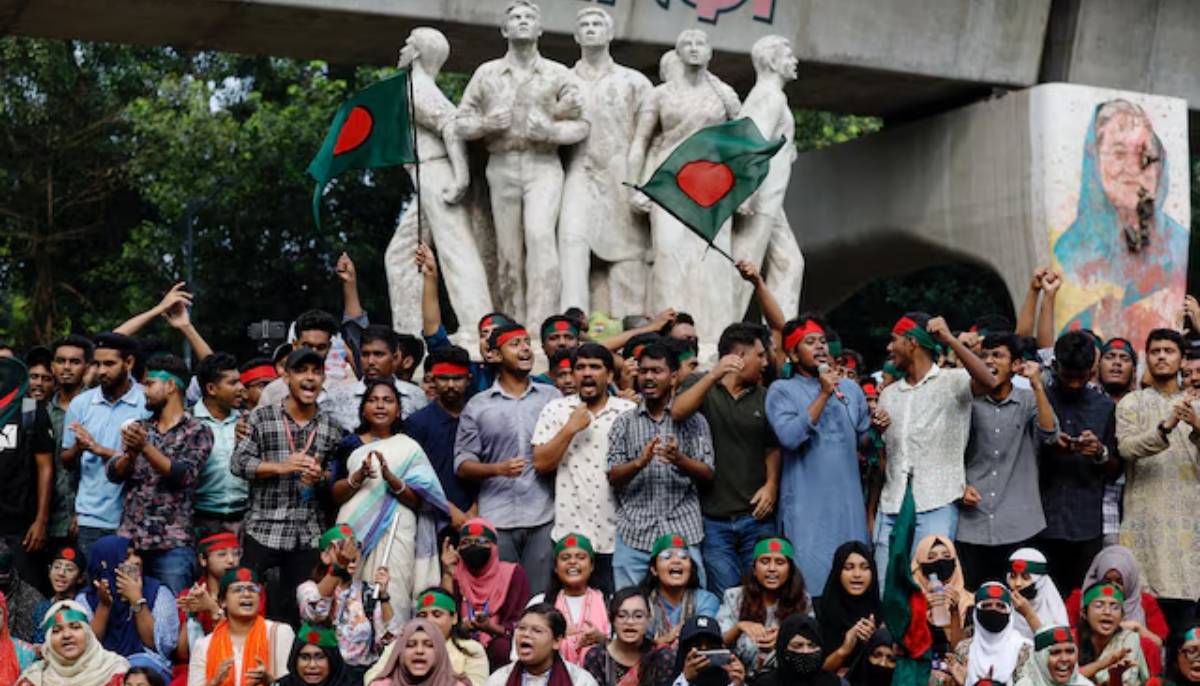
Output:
[308, 70, 415, 228]
[634, 117, 785, 254]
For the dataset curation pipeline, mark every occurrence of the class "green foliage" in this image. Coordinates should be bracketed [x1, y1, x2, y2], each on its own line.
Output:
[793, 110, 882, 152]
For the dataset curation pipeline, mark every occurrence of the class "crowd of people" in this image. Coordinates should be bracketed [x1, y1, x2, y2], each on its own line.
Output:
[2, 245, 1200, 686]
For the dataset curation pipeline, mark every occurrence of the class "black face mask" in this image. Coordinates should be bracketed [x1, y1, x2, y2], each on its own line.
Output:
[976, 608, 1010, 633]
[920, 559, 956, 583]
[459, 544, 491, 572]
[1017, 583, 1039, 601]
[783, 650, 824, 676]
[866, 663, 895, 686]
[693, 665, 729, 686]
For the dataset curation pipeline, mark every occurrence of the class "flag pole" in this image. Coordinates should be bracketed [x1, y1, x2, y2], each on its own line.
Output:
[406, 69, 425, 244]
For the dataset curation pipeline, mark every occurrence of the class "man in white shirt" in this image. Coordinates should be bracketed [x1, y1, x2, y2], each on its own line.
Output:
[532, 343, 635, 595]
[873, 312, 999, 587]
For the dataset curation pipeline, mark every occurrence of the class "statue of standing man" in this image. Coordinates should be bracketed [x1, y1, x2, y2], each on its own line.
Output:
[386, 27, 493, 343]
[558, 7, 653, 318]
[732, 35, 804, 319]
[456, 0, 588, 329]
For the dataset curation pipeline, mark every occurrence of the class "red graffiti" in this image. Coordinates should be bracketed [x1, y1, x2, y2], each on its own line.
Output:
[654, 0, 777, 24]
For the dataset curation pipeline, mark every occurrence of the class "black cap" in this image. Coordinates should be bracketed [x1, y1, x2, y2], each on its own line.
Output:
[285, 347, 323, 371]
[679, 615, 722, 645]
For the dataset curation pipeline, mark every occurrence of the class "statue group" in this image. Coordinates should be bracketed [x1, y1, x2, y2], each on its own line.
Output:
[385, 0, 804, 347]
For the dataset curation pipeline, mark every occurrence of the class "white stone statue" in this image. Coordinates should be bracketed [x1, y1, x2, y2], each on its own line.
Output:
[558, 7, 654, 318]
[629, 29, 741, 344]
[732, 35, 805, 318]
[385, 27, 493, 343]
[455, 0, 588, 329]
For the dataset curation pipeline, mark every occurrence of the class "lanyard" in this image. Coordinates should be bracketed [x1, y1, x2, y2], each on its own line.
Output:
[283, 414, 318, 456]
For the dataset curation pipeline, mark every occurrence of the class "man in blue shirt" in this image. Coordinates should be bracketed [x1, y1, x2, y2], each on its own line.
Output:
[61, 333, 148, 552]
[192, 352, 248, 535]
[405, 345, 477, 529]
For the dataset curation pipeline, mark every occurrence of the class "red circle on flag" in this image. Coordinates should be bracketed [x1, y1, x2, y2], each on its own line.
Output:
[1054, 628, 1069, 643]
[1102, 586, 1114, 596]
[422, 594, 435, 607]
[1012, 560, 1027, 573]
[987, 585, 1003, 598]
[307, 630, 321, 644]
[334, 106, 374, 156]
[671, 535, 684, 548]
[340, 525, 352, 537]
[676, 160, 735, 208]
[62, 548, 75, 560]
[469, 523, 483, 537]
[566, 536, 577, 548]
[237, 569, 252, 582]
[768, 540, 782, 552]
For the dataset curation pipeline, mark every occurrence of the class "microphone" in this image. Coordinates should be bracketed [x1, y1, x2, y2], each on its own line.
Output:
[817, 364, 847, 404]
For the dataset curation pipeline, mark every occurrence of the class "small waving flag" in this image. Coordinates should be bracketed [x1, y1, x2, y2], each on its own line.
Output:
[632, 117, 784, 260]
[307, 70, 416, 228]
[881, 478, 933, 686]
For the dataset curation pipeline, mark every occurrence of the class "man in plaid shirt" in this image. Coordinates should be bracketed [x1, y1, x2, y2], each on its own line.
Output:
[232, 347, 343, 625]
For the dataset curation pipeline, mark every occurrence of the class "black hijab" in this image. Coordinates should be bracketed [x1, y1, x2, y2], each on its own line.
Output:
[816, 542, 882, 651]
[756, 615, 842, 686]
[273, 636, 351, 686]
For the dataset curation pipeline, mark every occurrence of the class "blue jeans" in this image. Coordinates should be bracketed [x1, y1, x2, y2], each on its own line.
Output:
[613, 531, 707, 592]
[702, 515, 776, 596]
[872, 503, 958, 590]
[142, 546, 196, 595]
[77, 526, 116, 556]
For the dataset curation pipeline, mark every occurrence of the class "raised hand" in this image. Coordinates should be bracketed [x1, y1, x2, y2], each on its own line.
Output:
[335, 252, 357, 284]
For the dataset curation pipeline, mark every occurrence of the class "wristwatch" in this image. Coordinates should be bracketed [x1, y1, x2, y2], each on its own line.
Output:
[130, 598, 149, 614]
[1091, 445, 1110, 465]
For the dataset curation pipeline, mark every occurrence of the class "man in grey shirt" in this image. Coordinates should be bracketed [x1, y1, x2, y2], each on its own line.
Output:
[957, 332, 1059, 588]
[455, 322, 561, 595]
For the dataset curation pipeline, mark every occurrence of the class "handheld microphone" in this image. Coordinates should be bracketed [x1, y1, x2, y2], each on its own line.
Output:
[817, 364, 847, 404]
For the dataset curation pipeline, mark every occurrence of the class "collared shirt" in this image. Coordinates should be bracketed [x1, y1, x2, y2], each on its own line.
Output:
[454, 379, 560, 529]
[532, 394, 637, 554]
[109, 414, 212, 551]
[46, 393, 75, 538]
[405, 401, 476, 513]
[457, 52, 583, 154]
[606, 401, 715, 550]
[957, 386, 1058, 546]
[878, 366, 974, 514]
[62, 382, 149, 529]
[231, 402, 344, 550]
[1039, 380, 1116, 541]
[192, 400, 248, 515]
[324, 376, 429, 432]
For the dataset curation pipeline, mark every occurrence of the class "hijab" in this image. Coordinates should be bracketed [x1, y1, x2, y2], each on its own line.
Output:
[1022, 626, 1091, 686]
[1080, 546, 1144, 624]
[1009, 549, 1070, 640]
[756, 615, 841, 686]
[275, 630, 351, 686]
[0, 593, 21, 684]
[861, 627, 896, 686]
[816, 542, 882, 653]
[19, 600, 130, 686]
[368, 619, 464, 686]
[910, 535, 974, 611]
[452, 518, 516, 647]
[967, 584, 1032, 686]
[82, 535, 163, 657]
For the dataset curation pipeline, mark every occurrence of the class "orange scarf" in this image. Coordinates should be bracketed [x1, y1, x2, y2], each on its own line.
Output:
[206, 617, 270, 686]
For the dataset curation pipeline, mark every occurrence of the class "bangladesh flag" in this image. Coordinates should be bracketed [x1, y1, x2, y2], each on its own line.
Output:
[0, 358, 29, 428]
[881, 479, 933, 686]
[307, 70, 416, 228]
[633, 117, 784, 256]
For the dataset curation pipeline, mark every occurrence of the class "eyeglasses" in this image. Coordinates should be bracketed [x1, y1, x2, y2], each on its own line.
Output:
[228, 583, 261, 595]
[615, 611, 649, 623]
[657, 549, 689, 561]
[49, 562, 78, 575]
[1182, 647, 1200, 661]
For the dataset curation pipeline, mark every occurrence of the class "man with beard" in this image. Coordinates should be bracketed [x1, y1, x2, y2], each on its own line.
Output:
[46, 334, 92, 554]
[874, 312, 999, 587]
[766, 316, 879, 593]
[107, 354, 212, 594]
[1097, 337, 1136, 548]
[455, 322, 562, 595]
[193, 353, 249, 536]
[325, 323, 427, 432]
[672, 323, 778, 596]
[532, 343, 636, 595]
[24, 347, 54, 402]
[232, 348, 344, 625]
[1037, 331, 1117, 594]
[607, 343, 714, 590]
[61, 333, 149, 552]
[406, 345, 477, 529]
[1116, 328, 1200, 630]
[956, 333, 1058, 588]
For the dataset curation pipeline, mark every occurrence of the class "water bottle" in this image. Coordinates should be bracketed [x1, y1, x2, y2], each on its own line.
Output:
[929, 573, 951, 627]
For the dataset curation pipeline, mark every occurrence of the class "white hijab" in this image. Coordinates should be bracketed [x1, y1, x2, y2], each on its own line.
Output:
[968, 585, 1033, 686]
[18, 600, 129, 686]
[1009, 548, 1070, 640]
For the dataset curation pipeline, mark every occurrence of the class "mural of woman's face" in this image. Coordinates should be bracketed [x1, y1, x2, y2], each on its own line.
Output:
[1096, 109, 1161, 214]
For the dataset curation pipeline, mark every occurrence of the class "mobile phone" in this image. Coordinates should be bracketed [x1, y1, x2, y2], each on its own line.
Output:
[697, 649, 732, 667]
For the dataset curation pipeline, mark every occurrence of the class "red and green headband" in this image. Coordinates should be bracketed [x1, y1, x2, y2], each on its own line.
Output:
[650, 533, 689, 558]
[198, 531, 239, 557]
[299, 622, 338, 648]
[784, 319, 825, 352]
[495, 328, 530, 348]
[542, 319, 579, 338]
[893, 316, 938, 350]
[1185, 627, 1200, 643]
[479, 315, 512, 333]
[239, 364, 277, 385]
[417, 589, 458, 614]
[1009, 558, 1047, 576]
[147, 369, 186, 391]
[41, 607, 89, 632]
[319, 523, 355, 552]
[219, 567, 261, 597]
[1083, 582, 1124, 607]
[460, 520, 498, 544]
[554, 533, 594, 557]
[431, 362, 470, 377]
[753, 538, 794, 560]
[1034, 625, 1075, 651]
[975, 582, 1012, 605]
[556, 357, 573, 371]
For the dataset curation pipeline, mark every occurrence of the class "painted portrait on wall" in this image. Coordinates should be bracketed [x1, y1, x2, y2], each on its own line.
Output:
[1050, 94, 1190, 346]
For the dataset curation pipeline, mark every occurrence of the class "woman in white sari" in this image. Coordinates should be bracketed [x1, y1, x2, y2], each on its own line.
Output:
[331, 379, 449, 620]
